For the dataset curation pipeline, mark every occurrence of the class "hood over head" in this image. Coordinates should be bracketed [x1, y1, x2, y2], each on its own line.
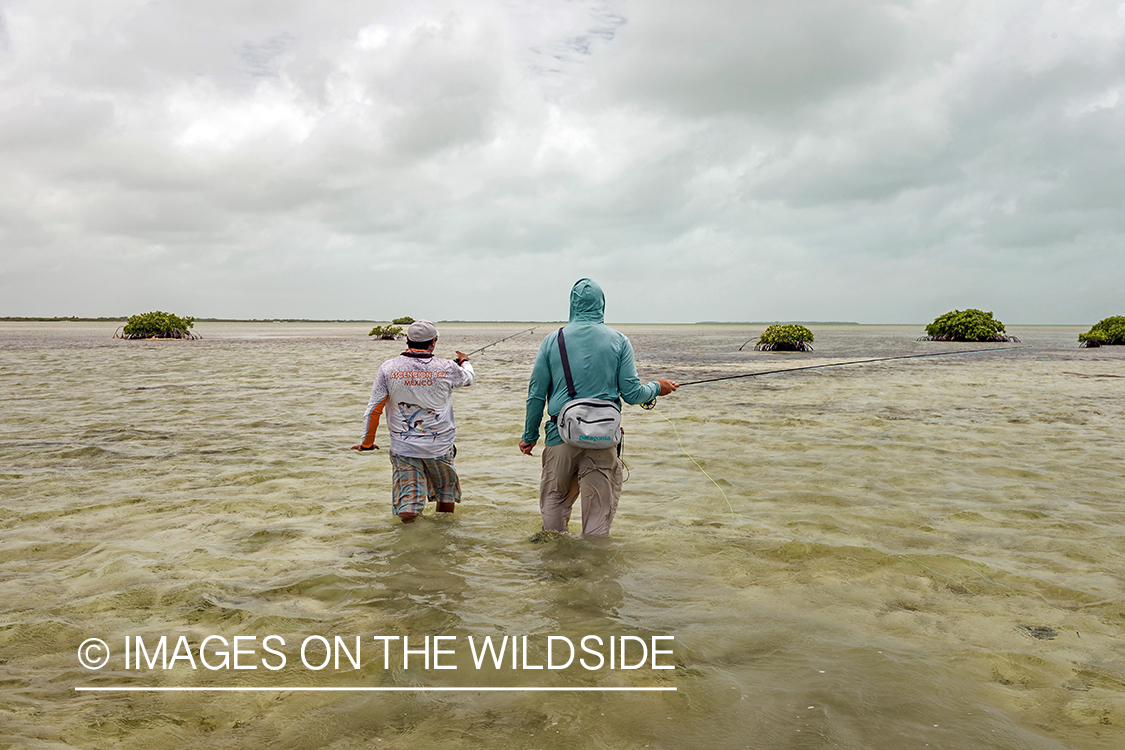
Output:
[568, 278, 605, 323]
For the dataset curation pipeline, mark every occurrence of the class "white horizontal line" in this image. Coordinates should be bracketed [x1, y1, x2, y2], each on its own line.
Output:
[76, 686, 675, 692]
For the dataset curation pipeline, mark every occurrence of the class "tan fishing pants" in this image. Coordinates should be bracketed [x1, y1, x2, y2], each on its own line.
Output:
[539, 443, 622, 536]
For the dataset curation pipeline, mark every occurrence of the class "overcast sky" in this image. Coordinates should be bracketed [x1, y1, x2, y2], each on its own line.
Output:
[1, 1, 1122, 323]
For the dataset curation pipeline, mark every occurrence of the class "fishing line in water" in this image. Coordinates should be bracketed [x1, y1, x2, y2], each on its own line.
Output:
[887, 554, 979, 597]
[771, 343, 1058, 482]
[882, 553, 1026, 600]
[647, 344, 1055, 508]
[656, 344, 1056, 495]
[642, 342, 1058, 597]
[648, 402, 733, 513]
[932, 552, 1026, 600]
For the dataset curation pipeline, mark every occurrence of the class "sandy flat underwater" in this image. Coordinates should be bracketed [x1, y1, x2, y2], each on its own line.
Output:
[1, 321, 1123, 749]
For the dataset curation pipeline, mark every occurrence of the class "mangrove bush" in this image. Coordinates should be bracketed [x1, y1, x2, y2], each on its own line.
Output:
[368, 324, 405, 340]
[919, 309, 1018, 342]
[1078, 315, 1125, 347]
[392, 316, 415, 325]
[755, 324, 814, 351]
[116, 311, 199, 340]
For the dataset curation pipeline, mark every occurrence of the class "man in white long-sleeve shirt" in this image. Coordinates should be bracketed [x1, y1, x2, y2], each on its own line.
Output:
[351, 320, 475, 523]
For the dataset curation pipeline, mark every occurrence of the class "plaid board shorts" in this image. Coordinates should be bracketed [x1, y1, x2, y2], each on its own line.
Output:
[389, 451, 461, 516]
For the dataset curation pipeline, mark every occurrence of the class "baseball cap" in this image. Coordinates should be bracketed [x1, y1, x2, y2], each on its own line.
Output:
[407, 319, 439, 342]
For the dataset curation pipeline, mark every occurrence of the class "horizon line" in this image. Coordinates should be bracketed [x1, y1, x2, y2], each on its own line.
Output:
[0, 317, 1093, 327]
[76, 685, 676, 692]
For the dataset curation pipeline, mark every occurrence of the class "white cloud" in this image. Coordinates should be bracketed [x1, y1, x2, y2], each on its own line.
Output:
[169, 79, 319, 152]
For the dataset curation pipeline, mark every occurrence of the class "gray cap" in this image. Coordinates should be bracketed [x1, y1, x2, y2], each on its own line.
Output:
[407, 319, 438, 342]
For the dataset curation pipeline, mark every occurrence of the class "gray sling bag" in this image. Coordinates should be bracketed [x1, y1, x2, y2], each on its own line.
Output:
[551, 328, 623, 449]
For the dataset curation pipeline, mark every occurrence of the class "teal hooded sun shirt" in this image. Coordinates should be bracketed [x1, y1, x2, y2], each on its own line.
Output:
[522, 279, 661, 447]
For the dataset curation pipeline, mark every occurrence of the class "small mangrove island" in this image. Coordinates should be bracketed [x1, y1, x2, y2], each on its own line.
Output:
[368, 316, 416, 339]
[918, 309, 1019, 342]
[368, 324, 404, 340]
[1078, 315, 1125, 347]
[114, 311, 199, 340]
[754, 323, 815, 351]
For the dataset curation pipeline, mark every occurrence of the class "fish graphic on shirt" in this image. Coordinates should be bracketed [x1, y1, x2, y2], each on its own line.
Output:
[399, 402, 438, 436]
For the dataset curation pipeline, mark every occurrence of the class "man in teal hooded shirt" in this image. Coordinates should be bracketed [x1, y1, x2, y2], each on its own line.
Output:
[520, 279, 678, 535]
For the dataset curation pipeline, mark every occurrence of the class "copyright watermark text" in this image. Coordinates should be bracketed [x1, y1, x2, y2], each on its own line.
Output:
[76, 634, 675, 673]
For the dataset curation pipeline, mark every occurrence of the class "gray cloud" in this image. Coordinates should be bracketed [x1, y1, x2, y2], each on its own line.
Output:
[0, 0, 1122, 322]
[600, 0, 919, 117]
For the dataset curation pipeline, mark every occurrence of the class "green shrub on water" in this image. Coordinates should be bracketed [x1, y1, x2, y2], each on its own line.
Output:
[755, 324, 814, 351]
[119, 311, 198, 339]
[392, 316, 415, 325]
[1078, 315, 1125, 347]
[368, 324, 405, 340]
[920, 309, 1018, 342]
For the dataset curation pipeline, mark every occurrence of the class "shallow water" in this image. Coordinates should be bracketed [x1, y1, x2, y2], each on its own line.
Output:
[1, 321, 1123, 749]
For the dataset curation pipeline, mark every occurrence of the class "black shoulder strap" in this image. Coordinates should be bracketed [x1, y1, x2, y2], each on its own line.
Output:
[556, 328, 577, 399]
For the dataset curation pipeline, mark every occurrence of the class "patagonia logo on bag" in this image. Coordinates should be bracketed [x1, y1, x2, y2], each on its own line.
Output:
[556, 398, 622, 449]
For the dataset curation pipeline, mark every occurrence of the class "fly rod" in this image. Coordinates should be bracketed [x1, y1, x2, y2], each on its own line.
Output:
[466, 327, 536, 356]
[677, 345, 1033, 387]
